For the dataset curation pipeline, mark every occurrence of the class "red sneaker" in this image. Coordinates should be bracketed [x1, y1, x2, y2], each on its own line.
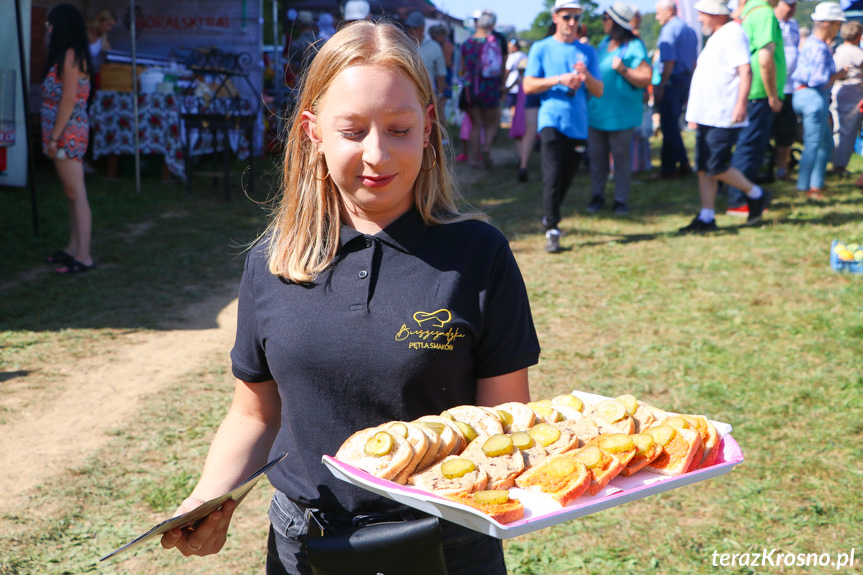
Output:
[455, 153, 469, 163]
[725, 205, 749, 217]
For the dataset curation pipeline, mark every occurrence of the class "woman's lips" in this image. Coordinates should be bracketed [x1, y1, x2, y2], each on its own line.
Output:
[361, 174, 396, 188]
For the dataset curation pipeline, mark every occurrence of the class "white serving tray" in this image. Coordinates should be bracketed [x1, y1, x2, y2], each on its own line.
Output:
[323, 392, 744, 539]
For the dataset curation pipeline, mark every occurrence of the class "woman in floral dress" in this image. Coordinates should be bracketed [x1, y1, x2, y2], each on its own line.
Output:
[42, 4, 95, 273]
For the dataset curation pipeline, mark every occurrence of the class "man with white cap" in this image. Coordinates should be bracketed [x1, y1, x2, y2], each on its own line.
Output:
[792, 2, 848, 198]
[524, 0, 603, 253]
[771, 0, 800, 183]
[680, 0, 772, 232]
[724, 0, 786, 216]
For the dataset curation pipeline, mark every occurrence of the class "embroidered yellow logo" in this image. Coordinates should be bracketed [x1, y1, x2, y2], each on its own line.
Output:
[395, 309, 465, 351]
[413, 309, 451, 328]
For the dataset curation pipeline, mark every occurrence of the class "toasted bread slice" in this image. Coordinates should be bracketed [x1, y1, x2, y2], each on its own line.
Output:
[335, 428, 414, 482]
[639, 402, 669, 423]
[447, 405, 505, 437]
[415, 416, 465, 459]
[558, 417, 600, 446]
[571, 445, 626, 495]
[586, 433, 638, 468]
[408, 455, 488, 496]
[620, 433, 664, 477]
[514, 453, 591, 506]
[447, 491, 525, 524]
[661, 417, 706, 473]
[460, 435, 526, 490]
[644, 425, 702, 477]
[381, 422, 430, 485]
[692, 415, 720, 469]
[494, 402, 536, 433]
[632, 404, 657, 433]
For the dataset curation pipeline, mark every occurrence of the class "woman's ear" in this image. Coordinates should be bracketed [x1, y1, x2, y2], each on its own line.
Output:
[423, 103, 435, 145]
[302, 111, 322, 147]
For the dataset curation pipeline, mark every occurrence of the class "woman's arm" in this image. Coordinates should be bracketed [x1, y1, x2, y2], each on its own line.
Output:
[475, 368, 531, 406]
[161, 378, 282, 556]
[614, 59, 652, 89]
[49, 49, 84, 145]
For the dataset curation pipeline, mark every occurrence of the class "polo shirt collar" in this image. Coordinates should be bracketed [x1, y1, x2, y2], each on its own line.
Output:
[339, 207, 426, 254]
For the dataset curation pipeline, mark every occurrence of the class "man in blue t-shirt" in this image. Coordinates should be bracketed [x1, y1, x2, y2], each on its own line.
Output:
[652, 0, 698, 178]
[524, 0, 603, 253]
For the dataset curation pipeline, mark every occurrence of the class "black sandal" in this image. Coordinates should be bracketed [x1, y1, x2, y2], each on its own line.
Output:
[55, 259, 96, 274]
[46, 250, 74, 265]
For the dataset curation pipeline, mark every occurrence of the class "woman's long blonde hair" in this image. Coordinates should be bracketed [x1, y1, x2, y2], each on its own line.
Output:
[266, 20, 485, 283]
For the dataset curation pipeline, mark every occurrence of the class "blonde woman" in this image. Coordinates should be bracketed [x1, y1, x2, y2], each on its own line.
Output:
[160, 21, 539, 575]
[86, 9, 115, 81]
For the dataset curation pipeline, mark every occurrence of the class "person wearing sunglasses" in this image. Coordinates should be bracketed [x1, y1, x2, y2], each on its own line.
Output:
[523, 0, 603, 253]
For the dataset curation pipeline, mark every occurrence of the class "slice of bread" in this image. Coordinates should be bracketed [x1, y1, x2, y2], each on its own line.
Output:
[408, 455, 488, 496]
[519, 443, 548, 470]
[460, 435, 526, 490]
[414, 416, 463, 460]
[661, 417, 706, 474]
[571, 445, 626, 495]
[446, 492, 525, 524]
[381, 422, 431, 484]
[558, 417, 600, 446]
[639, 402, 669, 423]
[335, 428, 414, 482]
[693, 415, 720, 469]
[494, 402, 536, 433]
[514, 453, 591, 506]
[447, 405, 505, 437]
[644, 426, 702, 477]
[542, 422, 582, 455]
[586, 399, 636, 434]
[586, 434, 638, 468]
[413, 422, 442, 473]
[632, 404, 656, 433]
[620, 440, 663, 477]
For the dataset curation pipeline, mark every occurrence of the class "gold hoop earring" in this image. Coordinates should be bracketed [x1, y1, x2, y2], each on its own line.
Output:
[421, 145, 437, 172]
[313, 153, 330, 182]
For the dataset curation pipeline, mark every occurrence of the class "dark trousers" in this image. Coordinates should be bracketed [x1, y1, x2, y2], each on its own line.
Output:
[728, 98, 775, 207]
[540, 126, 585, 231]
[659, 79, 691, 175]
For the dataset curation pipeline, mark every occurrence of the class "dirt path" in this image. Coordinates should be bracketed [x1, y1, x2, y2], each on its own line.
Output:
[0, 280, 240, 512]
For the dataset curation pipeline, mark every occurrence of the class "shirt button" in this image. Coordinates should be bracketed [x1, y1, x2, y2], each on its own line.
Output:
[365, 236, 373, 247]
[358, 270, 368, 279]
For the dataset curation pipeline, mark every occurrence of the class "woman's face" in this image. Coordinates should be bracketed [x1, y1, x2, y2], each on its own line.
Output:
[100, 18, 115, 35]
[602, 13, 613, 34]
[304, 65, 432, 229]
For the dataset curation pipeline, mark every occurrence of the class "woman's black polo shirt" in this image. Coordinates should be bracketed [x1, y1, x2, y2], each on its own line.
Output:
[231, 208, 540, 514]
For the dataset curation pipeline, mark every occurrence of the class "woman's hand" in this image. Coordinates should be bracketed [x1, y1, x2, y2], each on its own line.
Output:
[611, 57, 625, 74]
[47, 140, 59, 158]
[160, 497, 239, 556]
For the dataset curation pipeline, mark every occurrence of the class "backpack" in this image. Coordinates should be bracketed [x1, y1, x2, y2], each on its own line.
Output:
[479, 35, 503, 79]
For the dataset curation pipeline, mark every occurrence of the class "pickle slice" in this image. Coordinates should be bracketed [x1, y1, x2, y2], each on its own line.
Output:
[364, 431, 394, 456]
[510, 431, 535, 450]
[474, 490, 510, 505]
[680, 414, 702, 429]
[645, 424, 677, 447]
[497, 410, 514, 428]
[553, 394, 584, 413]
[547, 456, 577, 477]
[527, 402, 562, 422]
[528, 423, 562, 447]
[615, 394, 639, 416]
[420, 422, 445, 435]
[591, 399, 627, 423]
[440, 458, 476, 479]
[631, 433, 655, 456]
[440, 411, 455, 421]
[388, 422, 408, 438]
[454, 421, 478, 442]
[482, 434, 514, 457]
[598, 433, 635, 454]
[574, 445, 604, 468]
[665, 416, 691, 430]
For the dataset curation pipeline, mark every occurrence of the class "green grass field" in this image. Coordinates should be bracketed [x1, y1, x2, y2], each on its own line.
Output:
[1, 136, 861, 574]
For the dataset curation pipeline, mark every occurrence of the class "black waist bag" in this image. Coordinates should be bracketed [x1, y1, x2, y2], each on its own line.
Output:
[305, 516, 448, 575]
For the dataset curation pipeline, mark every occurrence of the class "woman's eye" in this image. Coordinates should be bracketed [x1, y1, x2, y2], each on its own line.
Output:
[392, 128, 411, 136]
[340, 131, 364, 139]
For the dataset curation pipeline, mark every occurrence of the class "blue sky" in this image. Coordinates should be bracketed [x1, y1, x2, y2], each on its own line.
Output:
[435, 0, 661, 30]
